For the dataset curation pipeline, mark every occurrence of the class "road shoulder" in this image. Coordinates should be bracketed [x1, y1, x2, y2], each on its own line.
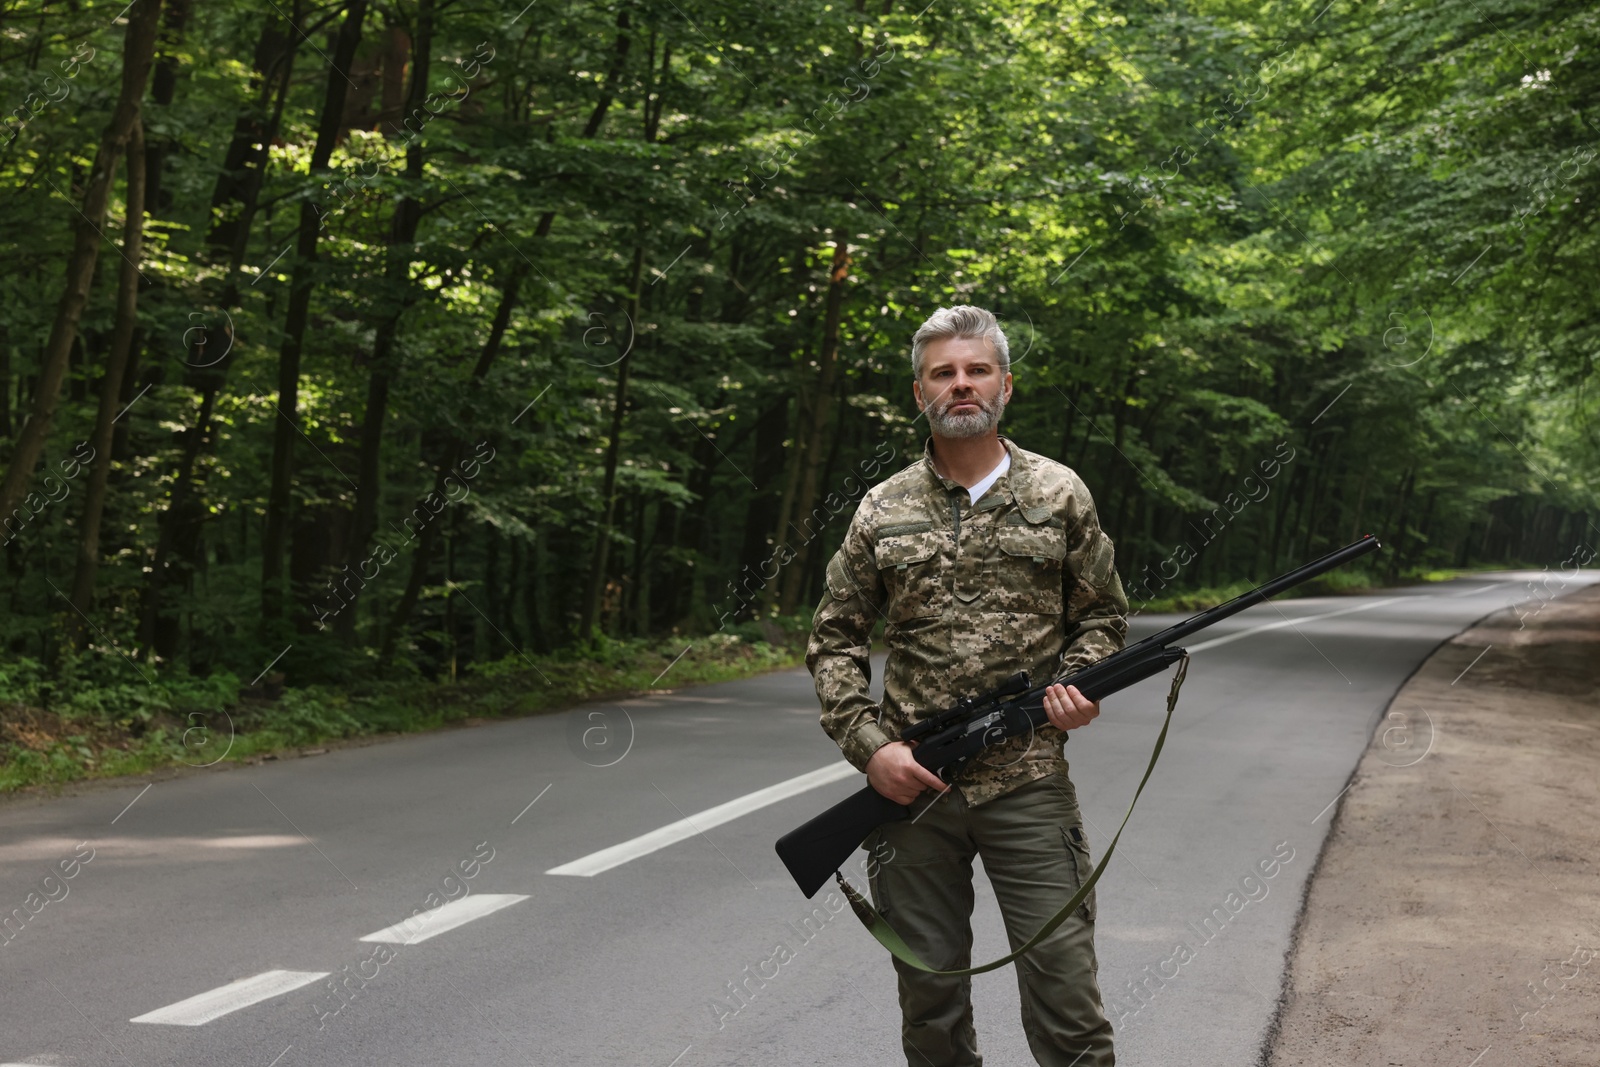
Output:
[1264, 582, 1600, 1066]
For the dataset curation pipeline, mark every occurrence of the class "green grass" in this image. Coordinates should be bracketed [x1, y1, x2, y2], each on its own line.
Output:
[0, 617, 812, 795]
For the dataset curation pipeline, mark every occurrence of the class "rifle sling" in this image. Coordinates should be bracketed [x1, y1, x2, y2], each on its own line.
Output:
[835, 652, 1190, 977]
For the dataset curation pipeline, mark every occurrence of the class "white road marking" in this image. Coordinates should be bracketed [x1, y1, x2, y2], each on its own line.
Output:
[359, 893, 530, 945]
[1447, 578, 1521, 597]
[131, 970, 328, 1026]
[1186, 597, 1411, 653]
[546, 761, 860, 877]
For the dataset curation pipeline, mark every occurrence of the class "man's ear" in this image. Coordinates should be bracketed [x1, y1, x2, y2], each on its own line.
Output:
[912, 378, 925, 411]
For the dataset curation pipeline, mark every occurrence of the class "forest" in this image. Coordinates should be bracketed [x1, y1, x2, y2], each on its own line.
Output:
[1, 0, 1595, 782]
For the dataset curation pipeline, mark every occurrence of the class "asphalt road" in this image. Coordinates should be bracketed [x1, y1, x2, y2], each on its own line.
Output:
[2, 571, 1588, 1067]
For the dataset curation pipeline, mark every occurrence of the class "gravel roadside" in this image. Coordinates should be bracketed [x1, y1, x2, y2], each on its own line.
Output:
[1264, 580, 1600, 1067]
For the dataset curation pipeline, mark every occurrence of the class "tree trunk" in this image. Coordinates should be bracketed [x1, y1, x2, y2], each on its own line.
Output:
[1349, 463, 1370, 542]
[579, 244, 645, 640]
[679, 433, 721, 627]
[0, 0, 162, 522]
[141, 20, 295, 645]
[1299, 437, 1331, 562]
[261, 0, 370, 628]
[69, 119, 147, 623]
[1386, 467, 1416, 580]
[143, 0, 189, 216]
[524, 533, 550, 650]
[650, 465, 683, 629]
[763, 396, 804, 616]
[208, 4, 300, 275]
[377, 4, 631, 656]
[778, 229, 850, 615]
[484, 522, 503, 652]
[733, 396, 790, 621]
[344, 0, 435, 635]
[379, 266, 527, 665]
[139, 370, 219, 652]
[1, 334, 11, 437]
[1057, 379, 1083, 461]
[1269, 462, 1299, 573]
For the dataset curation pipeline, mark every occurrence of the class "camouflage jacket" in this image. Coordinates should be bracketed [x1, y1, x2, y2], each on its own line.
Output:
[806, 434, 1129, 806]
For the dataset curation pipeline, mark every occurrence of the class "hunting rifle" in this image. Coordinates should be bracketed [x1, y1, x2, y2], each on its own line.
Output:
[776, 533, 1382, 898]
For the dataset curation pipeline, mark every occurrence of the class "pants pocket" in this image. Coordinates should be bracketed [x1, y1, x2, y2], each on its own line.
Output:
[863, 828, 893, 919]
[1061, 824, 1097, 924]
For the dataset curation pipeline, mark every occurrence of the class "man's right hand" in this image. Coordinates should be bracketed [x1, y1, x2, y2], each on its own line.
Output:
[866, 740, 950, 806]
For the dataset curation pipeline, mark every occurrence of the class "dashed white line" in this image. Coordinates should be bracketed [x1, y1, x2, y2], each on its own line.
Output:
[131, 970, 328, 1026]
[359, 893, 530, 945]
[545, 761, 859, 878]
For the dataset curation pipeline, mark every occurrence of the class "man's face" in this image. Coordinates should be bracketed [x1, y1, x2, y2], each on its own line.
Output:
[913, 335, 1012, 439]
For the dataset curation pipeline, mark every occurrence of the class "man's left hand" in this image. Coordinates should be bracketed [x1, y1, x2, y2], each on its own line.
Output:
[1042, 683, 1099, 731]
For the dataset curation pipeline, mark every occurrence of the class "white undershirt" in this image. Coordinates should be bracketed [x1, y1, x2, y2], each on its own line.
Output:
[966, 452, 1011, 504]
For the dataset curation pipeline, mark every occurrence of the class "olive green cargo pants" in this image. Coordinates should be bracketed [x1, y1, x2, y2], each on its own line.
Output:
[863, 768, 1114, 1067]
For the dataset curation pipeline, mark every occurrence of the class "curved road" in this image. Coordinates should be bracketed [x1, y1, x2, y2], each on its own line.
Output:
[1, 571, 1589, 1066]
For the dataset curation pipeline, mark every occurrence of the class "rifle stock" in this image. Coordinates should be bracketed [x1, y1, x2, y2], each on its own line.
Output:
[775, 534, 1381, 898]
[777, 783, 909, 898]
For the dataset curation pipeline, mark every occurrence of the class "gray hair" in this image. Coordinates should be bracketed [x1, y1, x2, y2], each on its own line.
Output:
[910, 305, 1010, 379]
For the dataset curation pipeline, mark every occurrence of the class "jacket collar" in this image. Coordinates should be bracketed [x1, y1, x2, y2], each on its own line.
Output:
[920, 434, 1045, 514]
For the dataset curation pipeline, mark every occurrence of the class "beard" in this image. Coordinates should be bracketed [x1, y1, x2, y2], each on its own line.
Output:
[927, 388, 1006, 438]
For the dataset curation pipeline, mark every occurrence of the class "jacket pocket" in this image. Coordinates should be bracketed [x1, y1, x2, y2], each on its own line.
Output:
[825, 553, 860, 600]
[994, 519, 1067, 614]
[875, 530, 947, 623]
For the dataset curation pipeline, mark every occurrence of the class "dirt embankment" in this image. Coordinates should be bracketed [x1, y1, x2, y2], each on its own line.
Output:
[1265, 581, 1600, 1067]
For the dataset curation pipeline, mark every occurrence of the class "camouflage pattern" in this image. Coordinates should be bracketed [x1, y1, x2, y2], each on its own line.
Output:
[807, 433, 1129, 807]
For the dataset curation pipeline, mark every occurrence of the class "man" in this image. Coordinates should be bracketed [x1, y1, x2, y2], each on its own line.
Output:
[806, 305, 1128, 1066]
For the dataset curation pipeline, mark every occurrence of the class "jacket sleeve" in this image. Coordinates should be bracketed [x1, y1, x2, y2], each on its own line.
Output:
[806, 506, 894, 772]
[1056, 473, 1129, 679]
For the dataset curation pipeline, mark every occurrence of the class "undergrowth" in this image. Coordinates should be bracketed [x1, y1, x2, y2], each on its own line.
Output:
[0, 617, 809, 794]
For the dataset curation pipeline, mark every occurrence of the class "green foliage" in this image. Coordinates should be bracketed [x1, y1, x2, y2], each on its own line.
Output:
[1, 0, 1595, 757]
[0, 616, 808, 793]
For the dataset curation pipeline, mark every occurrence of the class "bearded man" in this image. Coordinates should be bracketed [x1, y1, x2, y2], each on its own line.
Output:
[807, 304, 1128, 1066]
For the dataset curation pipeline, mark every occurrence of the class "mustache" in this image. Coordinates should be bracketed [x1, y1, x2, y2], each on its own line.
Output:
[936, 392, 1000, 414]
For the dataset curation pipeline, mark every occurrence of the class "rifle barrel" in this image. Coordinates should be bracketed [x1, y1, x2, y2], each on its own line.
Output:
[1121, 534, 1381, 656]
[966, 535, 1383, 737]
